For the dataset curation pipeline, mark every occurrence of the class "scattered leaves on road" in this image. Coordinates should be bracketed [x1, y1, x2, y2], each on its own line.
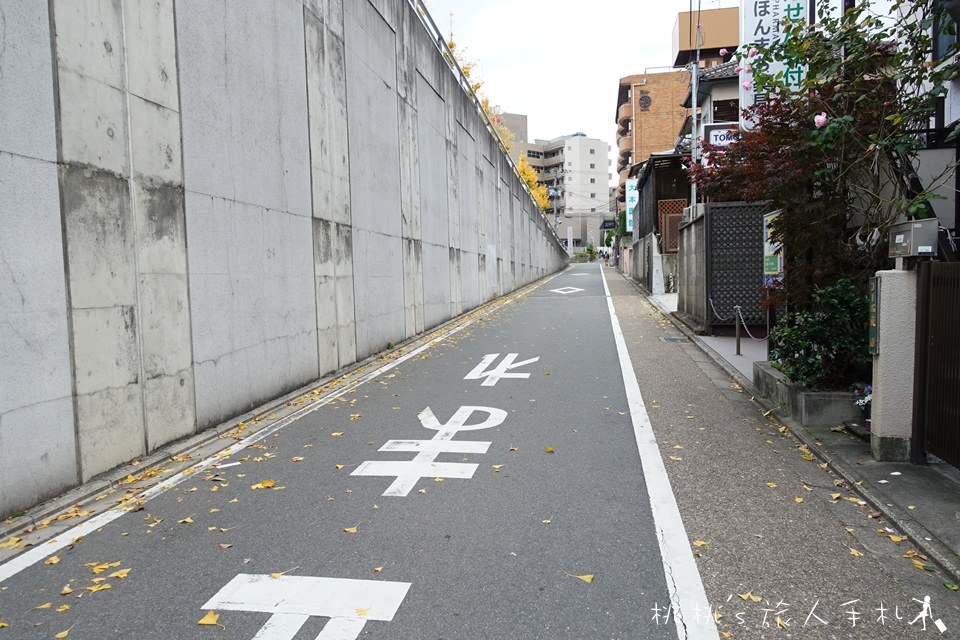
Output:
[250, 479, 276, 490]
[738, 591, 762, 603]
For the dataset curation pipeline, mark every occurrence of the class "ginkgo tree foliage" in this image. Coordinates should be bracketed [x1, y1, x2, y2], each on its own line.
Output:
[445, 36, 549, 211]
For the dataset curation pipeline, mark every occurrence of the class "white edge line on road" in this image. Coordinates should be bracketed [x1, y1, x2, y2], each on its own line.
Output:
[0, 271, 568, 585]
[600, 266, 719, 640]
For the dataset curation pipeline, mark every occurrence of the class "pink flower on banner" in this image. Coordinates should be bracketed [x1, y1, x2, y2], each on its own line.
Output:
[814, 112, 828, 128]
[749, 47, 759, 57]
[745, 63, 753, 73]
[743, 80, 752, 90]
[720, 48, 728, 56]
[735, 65, 742, 73]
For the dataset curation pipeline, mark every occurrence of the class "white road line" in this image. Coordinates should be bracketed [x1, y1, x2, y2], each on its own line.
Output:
[600, 268, 719, 640]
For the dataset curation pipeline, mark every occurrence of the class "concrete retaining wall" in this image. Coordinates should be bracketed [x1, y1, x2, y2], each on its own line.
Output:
[0, 0, 567, 516]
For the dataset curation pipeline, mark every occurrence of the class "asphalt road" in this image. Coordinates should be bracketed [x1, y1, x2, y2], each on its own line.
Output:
[0, 264, 709, 639]
[2, 262, 958, 640]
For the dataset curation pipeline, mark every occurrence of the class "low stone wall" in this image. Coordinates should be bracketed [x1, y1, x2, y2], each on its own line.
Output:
[754, 362, 862, 427]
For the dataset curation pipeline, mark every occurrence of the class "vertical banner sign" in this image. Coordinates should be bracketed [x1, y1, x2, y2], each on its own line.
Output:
[762, 210, 783, 288]
[868, 277, 880, 355]
[739, 0, 808, 130]
[625, 179, 638, 234]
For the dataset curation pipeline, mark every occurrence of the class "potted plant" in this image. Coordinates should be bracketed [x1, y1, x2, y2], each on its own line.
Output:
[853, 383, 872, 430]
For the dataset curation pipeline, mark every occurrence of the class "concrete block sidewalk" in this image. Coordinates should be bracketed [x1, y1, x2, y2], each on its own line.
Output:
[639, 273, 960, 584]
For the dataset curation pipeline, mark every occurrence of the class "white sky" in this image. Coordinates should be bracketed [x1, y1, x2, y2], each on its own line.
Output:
[421, 0, 739, 181]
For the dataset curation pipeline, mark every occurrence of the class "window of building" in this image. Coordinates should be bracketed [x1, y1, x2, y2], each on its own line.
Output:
[589, 148, 596, 154]
[567, 162, 572, 167]
[589, 163, 595, 169]
[591, 208, 596, 213]
[590, 193, 596, 198]
[526, 150, 543, 159]
[590, 178, 596, 183]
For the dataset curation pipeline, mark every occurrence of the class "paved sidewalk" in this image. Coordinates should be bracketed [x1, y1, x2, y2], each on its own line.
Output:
[642, 276, 960, 585]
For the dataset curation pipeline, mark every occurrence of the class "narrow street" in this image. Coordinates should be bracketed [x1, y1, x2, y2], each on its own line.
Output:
[1, 264, 958, 639]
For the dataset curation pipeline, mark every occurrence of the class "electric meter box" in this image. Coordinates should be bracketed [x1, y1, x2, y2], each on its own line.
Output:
[888, 218, 938, 258]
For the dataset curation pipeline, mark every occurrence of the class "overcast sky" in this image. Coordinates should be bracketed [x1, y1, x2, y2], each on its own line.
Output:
[421, 0, 739, 166]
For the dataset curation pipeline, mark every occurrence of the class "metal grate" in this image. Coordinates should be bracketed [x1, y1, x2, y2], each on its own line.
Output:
[706, 202, 768, 328]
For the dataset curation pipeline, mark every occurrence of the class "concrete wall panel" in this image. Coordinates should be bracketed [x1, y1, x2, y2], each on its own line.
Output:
[0, 4, 58, 159]
[422, 242, 451, 329]
[0, 0, 567, 515]
[354, 229, 406, 356]
[304, 8, 351, 227]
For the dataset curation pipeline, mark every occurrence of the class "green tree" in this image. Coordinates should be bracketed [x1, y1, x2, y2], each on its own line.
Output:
[690, 0, 959, 309]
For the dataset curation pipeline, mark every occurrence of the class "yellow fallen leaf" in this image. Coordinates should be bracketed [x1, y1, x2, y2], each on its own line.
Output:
[36, 602, 53, 609]
[433, 477, 444, 482]
[355, 608, 369, 617]
[373, 566, 384, 573]
[545, 447, 555, 453]
[720, 632, 732, 639]
[692, 540, 709, 547]
[0, 620, 8, 629]
[830, 493, 842, 500]
[331, 432, 345, 437]
[108, 568, 130, 579]
[908, 505, 916, 510]
[794, 497, 804, 503]
[219, 543, 233, 550]
[766, 483, 778, 488]
[55, 626, 74, 638]
[669, 455, 683, 461]
[508, 447, 519, 451]
[569, 573, 594, 583]
[803, 485, 812, 491]
[88, 561, 121, 574]
[343, 525, 359, 534]
[542, 519, 552, 525]
[45, 555, 61, 565]
[250, 479, 276, 490]
[60, 584, 74, 596]
[776, 616, 788, 629]
[673, 444, 683, 449]
[737, 591, 762, 602]
[85, 583, 111, 593]
[417, 489, 426, 494]
[887, 535, 905, 543]
[850, 548, 864, 557]
[197, 611, 222, 627]
[0, 537, 23, 550]
[270, 566, 299, 579]
[178, 516, 194, 524]
[291, 457, 304, 462]
[56, 605, 70, 613]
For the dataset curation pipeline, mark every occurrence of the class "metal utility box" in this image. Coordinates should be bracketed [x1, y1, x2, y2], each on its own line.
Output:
[888, 218, 938, 258]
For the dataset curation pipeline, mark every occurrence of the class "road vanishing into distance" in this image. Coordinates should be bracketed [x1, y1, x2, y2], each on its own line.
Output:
[1, 264, 958, 639]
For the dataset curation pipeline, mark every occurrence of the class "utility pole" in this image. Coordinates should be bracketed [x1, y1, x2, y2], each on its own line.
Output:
[689, 12, 702, 213]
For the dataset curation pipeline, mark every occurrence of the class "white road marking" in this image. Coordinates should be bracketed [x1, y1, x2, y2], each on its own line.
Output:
[550, 287, 584, 294]
[463, 353, 540, 386]
[600, 268, 719, 640]
[351, 406, 504, 496]
[203, 574, 410, 640]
